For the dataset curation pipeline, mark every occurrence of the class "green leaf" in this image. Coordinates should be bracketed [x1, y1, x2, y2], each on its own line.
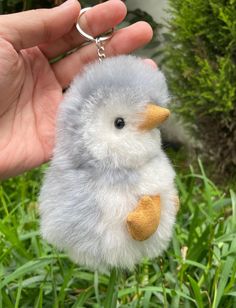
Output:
[188, 275, 204, 308]
[0, 258, 52, 289]
[212, 255, 235, 308]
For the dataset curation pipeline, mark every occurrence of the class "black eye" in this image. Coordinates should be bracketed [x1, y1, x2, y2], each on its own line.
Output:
[114, 117, 125, 129]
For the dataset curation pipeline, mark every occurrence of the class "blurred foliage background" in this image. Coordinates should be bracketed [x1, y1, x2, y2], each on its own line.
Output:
[164, 0, 236, 181]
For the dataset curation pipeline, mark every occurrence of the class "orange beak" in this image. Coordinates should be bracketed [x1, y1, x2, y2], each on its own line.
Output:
[138, 104, 170, 131]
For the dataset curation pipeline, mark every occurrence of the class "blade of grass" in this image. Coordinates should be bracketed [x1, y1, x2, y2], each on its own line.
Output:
[34, 283, 44, 308]
[72, 287, 94, 308]
[230, 190, 236, 228]
[0, 258, 52, 288]
[188, 275, 203, 308]
[14, 277, 23, 308]
[143, 290, 152, 308]
[94, 271, 101, 306]
[104, 268, 118, 308]
[58, 266, 74, 306]
[212, 255, 235, 308]
[0, 289, 14, 308]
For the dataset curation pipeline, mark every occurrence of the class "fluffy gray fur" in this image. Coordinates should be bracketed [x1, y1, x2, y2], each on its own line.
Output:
[39, 55, 177, 272]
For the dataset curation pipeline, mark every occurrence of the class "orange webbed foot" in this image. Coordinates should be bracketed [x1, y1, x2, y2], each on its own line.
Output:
[126, 195, 161, 241]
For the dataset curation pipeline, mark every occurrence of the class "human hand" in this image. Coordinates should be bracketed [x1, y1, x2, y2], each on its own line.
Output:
[0, 0, 153, 179]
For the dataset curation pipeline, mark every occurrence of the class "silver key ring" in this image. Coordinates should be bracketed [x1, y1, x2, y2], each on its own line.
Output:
[76, 7, 114, 43]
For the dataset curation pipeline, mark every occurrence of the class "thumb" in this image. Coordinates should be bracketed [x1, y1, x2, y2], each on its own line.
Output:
[0, 0, 80, 51]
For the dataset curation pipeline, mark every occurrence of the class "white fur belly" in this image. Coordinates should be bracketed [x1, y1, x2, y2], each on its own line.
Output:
[137, 155, 176, 196]
[52, 155, 178, 271]
[95, 185, 137, 245]
[79, 157, 178, 270]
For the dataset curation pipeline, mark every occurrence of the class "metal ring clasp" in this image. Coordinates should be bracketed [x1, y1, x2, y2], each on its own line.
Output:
[76, 7, 114, 43]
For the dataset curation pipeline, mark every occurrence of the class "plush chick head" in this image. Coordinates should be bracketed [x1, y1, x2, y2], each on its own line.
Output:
[59, 55, 170, 169]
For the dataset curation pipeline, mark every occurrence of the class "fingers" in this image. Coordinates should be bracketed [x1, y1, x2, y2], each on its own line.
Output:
[53, 21, 153, 88]
[0, 0, 80, 51]
[40, 0, 127, 59]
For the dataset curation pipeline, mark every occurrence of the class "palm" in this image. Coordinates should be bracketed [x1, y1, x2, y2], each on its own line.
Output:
[0, 42, 62, 176]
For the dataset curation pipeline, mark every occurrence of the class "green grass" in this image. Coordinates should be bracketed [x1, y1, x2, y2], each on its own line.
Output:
[0, 161, 235, 307]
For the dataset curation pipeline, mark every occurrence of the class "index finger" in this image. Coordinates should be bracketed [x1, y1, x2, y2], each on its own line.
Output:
[0, 0, 80, 51]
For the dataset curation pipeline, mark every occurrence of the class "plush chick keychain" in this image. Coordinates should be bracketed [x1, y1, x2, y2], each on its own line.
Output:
[39, 8, 179, 272]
